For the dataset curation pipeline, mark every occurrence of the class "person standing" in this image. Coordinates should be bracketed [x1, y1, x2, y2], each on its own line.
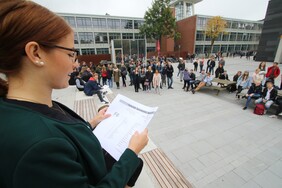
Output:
[153, 69, 161, 95]
[193, 59, 199, 72]
[107, 65, 113, 88]
[113, 65, 121, 89]
[178, 58, 185, 82]
[167, 62, 174, 89]
[101, 66, 108, 86]
[182, 69, 191, 91]
[206, 58, 211, 73]
[209, 57, 216, 75]
[145, 66, 153, 92]
[0, 2, 148, 187]
[133, 68, 140, 92]
[140, 68, 146, 91]
[199, 58, 204, 73]
[120, 62, 127, 87]
[161, 62, 167, 88]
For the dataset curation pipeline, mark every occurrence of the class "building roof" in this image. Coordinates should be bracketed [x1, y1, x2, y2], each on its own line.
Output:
[170, 0, 203, 6]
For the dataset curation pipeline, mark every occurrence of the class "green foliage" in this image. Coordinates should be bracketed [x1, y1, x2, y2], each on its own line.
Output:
[140, 0, 180, 41]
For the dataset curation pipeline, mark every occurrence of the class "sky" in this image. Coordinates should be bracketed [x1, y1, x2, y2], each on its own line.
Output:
[32, 0, 269, 21]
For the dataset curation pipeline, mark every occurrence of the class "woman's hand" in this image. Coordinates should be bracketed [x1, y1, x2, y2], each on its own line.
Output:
[89, 107, 111, 129]
[128, 128, 149, 155]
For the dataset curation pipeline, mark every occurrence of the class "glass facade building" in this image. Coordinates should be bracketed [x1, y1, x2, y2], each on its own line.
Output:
[195, 15, 263, 54]
[58, 13, 156, 55]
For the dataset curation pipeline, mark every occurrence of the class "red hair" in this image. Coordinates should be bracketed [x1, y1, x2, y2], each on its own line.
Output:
[0, 0, 72, 97]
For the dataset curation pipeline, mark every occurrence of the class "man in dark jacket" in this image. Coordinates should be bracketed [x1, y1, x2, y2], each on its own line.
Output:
[210, 58, 216, 75]
[166, 62, 174, 89]
[243, 81, 262, 110]
[255, 81, 278, 114]
[84, 73, 108, 104]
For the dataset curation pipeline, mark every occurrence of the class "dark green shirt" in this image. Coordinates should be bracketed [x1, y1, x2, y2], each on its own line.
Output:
[0, 98, 139, 188]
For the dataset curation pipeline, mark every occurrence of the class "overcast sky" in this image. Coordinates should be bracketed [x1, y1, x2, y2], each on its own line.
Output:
[33, 0, 269, 21]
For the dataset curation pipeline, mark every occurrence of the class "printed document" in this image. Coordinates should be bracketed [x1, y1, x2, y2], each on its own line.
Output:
[93, 94, 158, 160]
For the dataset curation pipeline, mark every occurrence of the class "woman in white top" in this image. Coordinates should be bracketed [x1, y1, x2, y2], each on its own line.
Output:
[252, 68, 265, 84]
[153, 69, 162, 95]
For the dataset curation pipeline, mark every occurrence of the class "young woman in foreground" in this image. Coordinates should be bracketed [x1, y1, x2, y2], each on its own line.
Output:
[0, 1, 148, 188]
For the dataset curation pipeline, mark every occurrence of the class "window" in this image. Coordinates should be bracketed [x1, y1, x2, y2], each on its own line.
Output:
[175, 2, 184, 21]
[228, 45, 235, 52]
[93, 18, 107, 29]
[241, 45, 248, 51]
[121, 20, 133, 29]
[78, 32, 94, 44]
[220, 45, 228, 53]
[245, 23, 254, 30]
[197, 17, 206, 28]
[232, 21, 238, 29]
[249, 33, 255, 41]
[109, 33, 121, 41]
[107, 19, 121, 29]
[134, 33, 144, 39]
[196, 31, 205, 41]
[242, 33, 249, 41]
[74, 33, 78, 44]
[204, 45, 211, 53]
[81, 48, 95, 55]
[212, 45, 220, 53]
[235, 45, 241, 51]
[76, 17, 92, 28]
[134, 20, 144, 29]
[122, 33, 133, 39]
[96, 48, 109, 54]
[229, 32, 237, 41]
[63, 16, 76, 28]
[226, 21, 232, 29]
[237, 33, 243, 41]
[94, 33, 108, 44]
[195, 45, 204, 54]
[222, 33, 229, 41]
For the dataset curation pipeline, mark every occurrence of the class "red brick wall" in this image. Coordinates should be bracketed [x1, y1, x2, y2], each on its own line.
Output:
[175, 15, 197, 54]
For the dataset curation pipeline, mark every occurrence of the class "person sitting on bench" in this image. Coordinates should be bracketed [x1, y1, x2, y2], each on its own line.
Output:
[255, 81, 278, 114]
[192, 72, 213, 94]
[242, 81, 262, 110]
[84, 73, 108, 104]
[75, 73, 86, 91]
[269, 96, 282, 118]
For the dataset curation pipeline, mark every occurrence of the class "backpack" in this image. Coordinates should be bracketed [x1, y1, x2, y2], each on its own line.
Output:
[254, 104, 265, 115]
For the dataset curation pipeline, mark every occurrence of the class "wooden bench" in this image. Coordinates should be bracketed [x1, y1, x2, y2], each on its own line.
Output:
[74, 93, 116, 121]
[141, 148, 193, 188]
[201, 85, 225, 95]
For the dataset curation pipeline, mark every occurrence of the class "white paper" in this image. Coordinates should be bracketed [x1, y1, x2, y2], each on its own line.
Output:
[93, 94, 158, 160]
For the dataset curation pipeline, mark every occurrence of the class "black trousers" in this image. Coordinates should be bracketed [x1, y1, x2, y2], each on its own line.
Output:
[103, 149, 143, 187]
[275, 98, 282, 115]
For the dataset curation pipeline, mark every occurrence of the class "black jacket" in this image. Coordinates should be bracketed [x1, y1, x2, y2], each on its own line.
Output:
[215, 67, 224, 78]
[166, 65, 174, 78]
[262, 87, 278, 101]
[190, 73, 196, 80]
[247, 84, 262, 95]
[210, 60, 216, 68]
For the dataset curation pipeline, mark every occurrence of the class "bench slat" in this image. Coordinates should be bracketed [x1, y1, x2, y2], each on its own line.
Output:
[141, 148, 192, 188]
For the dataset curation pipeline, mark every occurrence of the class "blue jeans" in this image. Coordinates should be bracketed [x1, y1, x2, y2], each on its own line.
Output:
[255, 98, 274, 110]
[108, 78, 113, 88]
[167, 77, 173, 88]
[245, 94, 261, 108]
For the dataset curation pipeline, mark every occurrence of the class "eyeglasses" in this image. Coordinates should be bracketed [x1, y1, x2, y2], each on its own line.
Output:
[39, 43, 79, 63]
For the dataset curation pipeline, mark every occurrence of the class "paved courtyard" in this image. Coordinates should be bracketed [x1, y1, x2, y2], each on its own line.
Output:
[110, 57, 282, 188]
[53, 57, 282, 188]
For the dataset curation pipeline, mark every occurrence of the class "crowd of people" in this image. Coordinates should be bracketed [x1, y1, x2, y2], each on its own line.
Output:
[69, 55, 282, 119]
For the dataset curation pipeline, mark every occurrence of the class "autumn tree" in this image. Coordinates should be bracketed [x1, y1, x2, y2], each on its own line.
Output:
[140, 0, 180, 51]
[205, 16, 227, 54]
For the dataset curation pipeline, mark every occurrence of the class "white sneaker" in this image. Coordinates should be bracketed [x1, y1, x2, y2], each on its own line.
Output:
[269, 115, 278, 118]
[279, 112, 282, 116]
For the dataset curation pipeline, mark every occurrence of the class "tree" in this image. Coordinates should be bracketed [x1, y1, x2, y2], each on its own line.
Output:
[139, 0, 180, 51]
[205, 16, 227, 54]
